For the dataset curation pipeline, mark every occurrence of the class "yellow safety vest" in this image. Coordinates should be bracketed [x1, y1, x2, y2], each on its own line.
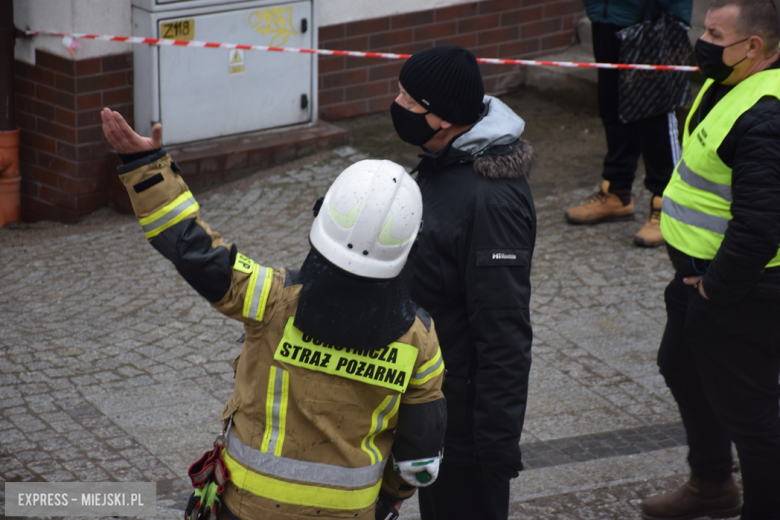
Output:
[660, 68, 780, 265]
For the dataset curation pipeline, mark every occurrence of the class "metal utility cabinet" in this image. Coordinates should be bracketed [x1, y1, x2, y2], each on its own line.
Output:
[132, 0, 317, 146]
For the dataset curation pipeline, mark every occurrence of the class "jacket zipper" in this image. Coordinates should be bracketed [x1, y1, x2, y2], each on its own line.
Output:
[603, 0, 608, 19]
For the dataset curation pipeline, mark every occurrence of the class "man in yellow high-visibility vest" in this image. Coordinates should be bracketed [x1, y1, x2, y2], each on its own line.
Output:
[641, 1, 780, 519]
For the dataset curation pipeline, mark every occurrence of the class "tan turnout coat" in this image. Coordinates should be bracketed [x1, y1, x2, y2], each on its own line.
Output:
[119, 153, 445, 519]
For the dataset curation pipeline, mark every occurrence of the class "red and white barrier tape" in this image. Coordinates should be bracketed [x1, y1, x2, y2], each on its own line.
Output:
[26, 31, 700, 72]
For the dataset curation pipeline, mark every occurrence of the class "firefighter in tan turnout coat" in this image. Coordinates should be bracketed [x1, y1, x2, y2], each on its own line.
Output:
[101, 108, 446, 520]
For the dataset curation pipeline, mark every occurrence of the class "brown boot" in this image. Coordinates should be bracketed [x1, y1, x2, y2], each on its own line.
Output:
[565, 180, 634, 225]
[640, 475, 743, 520]
[634, 195, 665, 247]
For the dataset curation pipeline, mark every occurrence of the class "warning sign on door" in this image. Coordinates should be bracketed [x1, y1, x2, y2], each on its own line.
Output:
[229, 49, 245, 74]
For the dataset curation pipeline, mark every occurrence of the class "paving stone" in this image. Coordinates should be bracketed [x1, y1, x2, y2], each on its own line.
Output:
[9, 414, 47, 432]
[0, 397, 26, 409]
[63, 461, 111, 481]
[0, 374, 20, 385]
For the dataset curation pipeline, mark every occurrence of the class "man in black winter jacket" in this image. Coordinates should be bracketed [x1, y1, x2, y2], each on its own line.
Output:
[641, 1, 780, 519]
[391, 45, 536, 520]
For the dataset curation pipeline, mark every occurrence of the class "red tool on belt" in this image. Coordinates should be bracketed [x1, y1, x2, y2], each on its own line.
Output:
[185, 437, 230, 520]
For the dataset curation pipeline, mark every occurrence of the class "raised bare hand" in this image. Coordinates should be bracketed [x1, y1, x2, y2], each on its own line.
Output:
[101, 108, 162, 154]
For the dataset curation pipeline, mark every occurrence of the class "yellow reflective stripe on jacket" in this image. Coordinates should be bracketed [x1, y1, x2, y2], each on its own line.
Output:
[242, 264, 273, 321]
[274, 318, 419, 392]
[410, 347, 444, 386]
[361, 394, 399, 465]
[223, 449, 381, 510]
[261, 366, 289, 456]
[139, 191, 199, 239]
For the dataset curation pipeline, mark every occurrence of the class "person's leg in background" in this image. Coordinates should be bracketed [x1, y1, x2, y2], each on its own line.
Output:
[566, 22, 638, 225]
[633, 110, 681, 247]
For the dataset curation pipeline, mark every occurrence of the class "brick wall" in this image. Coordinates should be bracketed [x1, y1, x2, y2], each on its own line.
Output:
[15, 50, 133, 223]
[317, 0, 584, 120]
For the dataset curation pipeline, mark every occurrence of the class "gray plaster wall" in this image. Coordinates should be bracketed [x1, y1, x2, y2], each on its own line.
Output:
[14, 0, 134, 65]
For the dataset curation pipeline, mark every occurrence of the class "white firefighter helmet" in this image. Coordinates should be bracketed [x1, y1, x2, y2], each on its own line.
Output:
[310, 159, 423, 279]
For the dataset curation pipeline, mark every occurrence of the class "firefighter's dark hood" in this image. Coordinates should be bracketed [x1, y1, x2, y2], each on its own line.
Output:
[294, 248, 416, 351]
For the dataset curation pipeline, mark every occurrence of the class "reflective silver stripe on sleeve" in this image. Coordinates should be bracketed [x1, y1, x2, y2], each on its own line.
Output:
[248, 267, 267, 320]
[141, 195, 198, 234]
[662, 196, 729, 235]
[265, 367, 284, 455]
[677, 160, 732, 202]
[413, 355, 443, 381]
[226, 429, 385, 487]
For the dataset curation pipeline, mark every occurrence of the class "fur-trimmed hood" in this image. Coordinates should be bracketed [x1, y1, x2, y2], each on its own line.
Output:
[418, 95, 534, 179]
[472, 139, 534, 180]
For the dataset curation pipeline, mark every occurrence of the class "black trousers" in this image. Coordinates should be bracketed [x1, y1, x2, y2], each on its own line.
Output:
[418, 463, 510, 520]
[592, 22, 681, 196]
[658, 276, 780, 519]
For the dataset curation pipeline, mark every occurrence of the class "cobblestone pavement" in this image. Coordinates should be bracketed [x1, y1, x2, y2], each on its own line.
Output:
[0, 137, 711, 520]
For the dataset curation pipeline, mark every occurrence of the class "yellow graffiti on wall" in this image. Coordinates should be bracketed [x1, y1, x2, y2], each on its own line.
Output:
[249, 7, 298, 47]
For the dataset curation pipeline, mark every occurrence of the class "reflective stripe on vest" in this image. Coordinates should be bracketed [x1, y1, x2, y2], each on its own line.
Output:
[676, 159, 732, 202]
[224, 432, 383, 510]
[261, 366, 289, 456]
[662, 196, 729, 235]
[661, 69, 780, 265]
[139, 191, 199, 239]
[361, 395, 400, 465]
[410, 347, 444, 386]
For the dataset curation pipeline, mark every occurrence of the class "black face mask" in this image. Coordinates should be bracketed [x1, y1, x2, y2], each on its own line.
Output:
[695, 37, 749, 83]
[390, 101, 441, 146]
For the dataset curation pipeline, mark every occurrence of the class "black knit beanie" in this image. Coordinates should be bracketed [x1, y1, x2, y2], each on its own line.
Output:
[399, 45, 484, 125]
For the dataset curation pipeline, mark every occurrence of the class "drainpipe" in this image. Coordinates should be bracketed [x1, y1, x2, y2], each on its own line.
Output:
[0, 0, 21, 227]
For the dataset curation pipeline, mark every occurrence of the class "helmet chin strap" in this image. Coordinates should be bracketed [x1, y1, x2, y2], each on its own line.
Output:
[311, 196, 324, 217]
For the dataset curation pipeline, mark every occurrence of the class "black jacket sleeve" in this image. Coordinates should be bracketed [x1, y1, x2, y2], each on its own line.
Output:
[150, 219, 236, 303]
[392, 399, 447, 461]
[704, 100, 780, 304]
[458, 204, 534, 467]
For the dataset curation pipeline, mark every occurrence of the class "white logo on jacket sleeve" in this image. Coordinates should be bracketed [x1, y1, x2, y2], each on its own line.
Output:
[492, 253, 517, 260]
[477, 248, 527, 267]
